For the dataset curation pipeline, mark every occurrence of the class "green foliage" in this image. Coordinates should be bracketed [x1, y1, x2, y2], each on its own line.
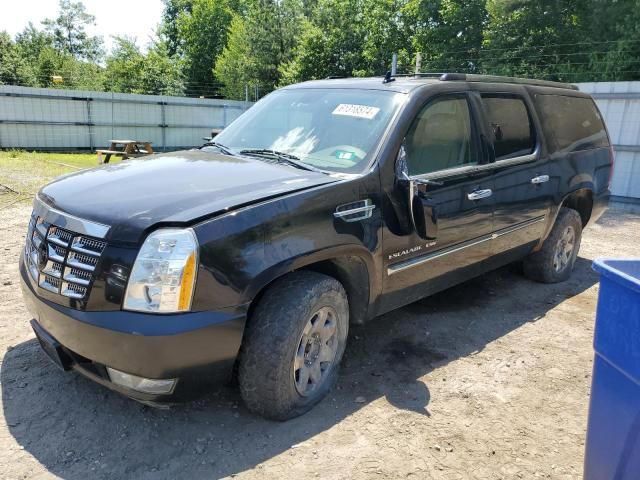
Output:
[478, 0, 640, 82]
[103, 37, 185, 95]
[0, 32, 38, 86]
[280, 0, 409, 84]
[215, 0, 303, 99]
[160, 0, 194, 57]
[360, 0, 415, 75]
[278, 19, 332, 84]
[35, 47, 104, 90]
[481, 0, 589, 80]
[176, 0, 235, 96]
[581, 0, 640, 81]
[279, 0, 365, 82]
[409, 0, 487, 73]
[42, 0, 104, 62]
[3, 0, 640, 99]
[15, 23, 54, 64]
[213, 15, 254, 99]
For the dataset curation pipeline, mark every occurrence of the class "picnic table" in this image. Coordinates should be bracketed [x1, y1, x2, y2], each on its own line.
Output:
[96, 140, 154, 164]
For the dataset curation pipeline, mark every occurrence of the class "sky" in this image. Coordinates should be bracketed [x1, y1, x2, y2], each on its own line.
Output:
[0, 0, 165, 52]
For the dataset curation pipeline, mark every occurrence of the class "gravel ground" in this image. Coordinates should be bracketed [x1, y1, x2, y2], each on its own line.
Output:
[0, 201, 638, 480]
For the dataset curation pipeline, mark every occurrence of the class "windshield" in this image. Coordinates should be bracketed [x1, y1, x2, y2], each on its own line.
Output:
[214, 88, 405, 173]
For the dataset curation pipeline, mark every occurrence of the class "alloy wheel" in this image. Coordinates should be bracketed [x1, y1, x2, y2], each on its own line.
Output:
[293, 306, 339, 396]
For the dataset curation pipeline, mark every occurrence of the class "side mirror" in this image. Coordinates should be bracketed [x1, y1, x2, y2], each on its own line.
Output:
[396, 144, 438, 240]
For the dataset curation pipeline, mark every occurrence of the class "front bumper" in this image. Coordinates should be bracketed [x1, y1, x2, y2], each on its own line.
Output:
[20, 260, 247, 403]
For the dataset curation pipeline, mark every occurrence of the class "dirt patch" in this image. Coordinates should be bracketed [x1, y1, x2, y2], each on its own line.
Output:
[0, 204, 638, 479]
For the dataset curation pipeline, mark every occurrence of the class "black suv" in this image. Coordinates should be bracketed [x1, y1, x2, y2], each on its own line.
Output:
[20, 73, 612, 420]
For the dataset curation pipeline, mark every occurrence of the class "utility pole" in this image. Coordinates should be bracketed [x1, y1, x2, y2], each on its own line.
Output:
[415, 52, 422, 74]
[391, 53, 398, 76]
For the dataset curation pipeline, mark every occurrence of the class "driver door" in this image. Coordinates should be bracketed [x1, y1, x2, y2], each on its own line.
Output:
[381, 93, 495, 308]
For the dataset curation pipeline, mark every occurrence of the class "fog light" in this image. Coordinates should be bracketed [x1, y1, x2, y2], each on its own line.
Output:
[106, 367, 177, 395]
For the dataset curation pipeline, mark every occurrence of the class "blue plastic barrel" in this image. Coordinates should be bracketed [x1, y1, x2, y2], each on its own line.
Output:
[584, 259, 640, 480]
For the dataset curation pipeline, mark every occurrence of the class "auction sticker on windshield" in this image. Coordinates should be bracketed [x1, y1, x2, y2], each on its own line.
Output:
[332, 104, 380, 120]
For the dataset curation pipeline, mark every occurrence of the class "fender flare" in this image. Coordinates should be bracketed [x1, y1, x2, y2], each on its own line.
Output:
[534, 185, 594, 251]
[241, 244, 378, 324]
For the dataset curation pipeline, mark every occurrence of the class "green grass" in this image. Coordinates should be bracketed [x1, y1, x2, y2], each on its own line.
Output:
[0, 150, 121, 207]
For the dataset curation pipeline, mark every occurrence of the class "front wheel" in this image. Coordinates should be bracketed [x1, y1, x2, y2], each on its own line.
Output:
[238, 271, 349, 420]
[523, 207, 583, 283]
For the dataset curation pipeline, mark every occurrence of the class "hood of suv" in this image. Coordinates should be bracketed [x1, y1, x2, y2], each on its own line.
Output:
[39, 150, 338, 244]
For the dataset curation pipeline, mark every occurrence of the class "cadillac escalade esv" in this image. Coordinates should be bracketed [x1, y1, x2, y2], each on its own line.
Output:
[20, 73, 612, 420]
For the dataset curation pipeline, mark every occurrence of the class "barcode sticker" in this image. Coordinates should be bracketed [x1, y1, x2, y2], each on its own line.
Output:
[332, 104, 380, 120]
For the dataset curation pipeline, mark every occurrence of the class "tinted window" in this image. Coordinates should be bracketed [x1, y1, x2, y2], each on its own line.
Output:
[481, 96, 535, 160]
[536, 95, 609, 152]
[405, 97, 477, 176]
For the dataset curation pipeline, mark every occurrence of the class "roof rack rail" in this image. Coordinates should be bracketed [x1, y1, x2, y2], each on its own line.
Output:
[387, 73, 445, 78]
[438, 73, 578, 90]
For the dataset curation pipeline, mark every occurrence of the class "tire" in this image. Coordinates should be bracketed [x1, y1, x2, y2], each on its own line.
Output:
[523, 207, 583, 283]
[238, 271, 349, 420]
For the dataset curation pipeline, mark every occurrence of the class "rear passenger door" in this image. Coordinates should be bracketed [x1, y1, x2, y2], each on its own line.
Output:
[475, 89, 554, 256]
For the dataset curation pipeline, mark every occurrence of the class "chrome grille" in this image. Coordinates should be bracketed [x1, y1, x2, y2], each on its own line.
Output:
[24, 206, 108, 301]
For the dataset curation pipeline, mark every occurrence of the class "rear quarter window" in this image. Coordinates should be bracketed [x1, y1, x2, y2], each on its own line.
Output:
[535, 95, 609, 152]
[481, 96, 536, 160]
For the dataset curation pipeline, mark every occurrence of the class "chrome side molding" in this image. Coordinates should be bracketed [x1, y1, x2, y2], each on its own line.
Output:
[387, 215, 546, 275]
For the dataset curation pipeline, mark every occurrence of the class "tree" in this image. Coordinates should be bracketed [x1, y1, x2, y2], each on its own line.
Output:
[280, 0, 412, 84]
[103, 37, 185, 95]
[360, 0, 415, 75]
[279, 0, 368, 83]
[481, 0, 590, 80]
[15, 23, 54, 65]
[581, 0, 640, 81]
[140, 42, 186, 95]
[0, 32, 38, 86]
[35, 46, 105, 90]
[42, 0, 104, 62]
[159, 0, 194, 56]
[176, 0, 234, 96]
[215, 0, 304, 99]
[103, 37, 145, 93]
[409, 0, 487, 73]
[213, 15, 254, 99]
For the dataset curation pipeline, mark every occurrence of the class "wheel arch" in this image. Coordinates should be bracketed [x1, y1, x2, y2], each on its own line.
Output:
[561, 188, 594, 227]
[535, 187, 593, 251]
[245, 247, 376, 327]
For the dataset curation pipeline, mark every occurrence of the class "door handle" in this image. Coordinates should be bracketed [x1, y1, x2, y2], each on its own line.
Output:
[531, 175, 550, 184]
[467, 189, 492, 201]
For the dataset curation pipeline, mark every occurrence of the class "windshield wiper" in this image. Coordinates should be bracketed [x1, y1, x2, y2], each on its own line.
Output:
[239, 148, 326, 174]
[201, 141, 235, 156]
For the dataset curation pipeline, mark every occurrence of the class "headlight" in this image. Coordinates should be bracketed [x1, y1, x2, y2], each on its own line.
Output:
[123, 228, 198, 313]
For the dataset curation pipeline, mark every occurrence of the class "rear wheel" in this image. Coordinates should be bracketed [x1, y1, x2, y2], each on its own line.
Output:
[238, 271, 349, 420]
[523, 207, 583, 283]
